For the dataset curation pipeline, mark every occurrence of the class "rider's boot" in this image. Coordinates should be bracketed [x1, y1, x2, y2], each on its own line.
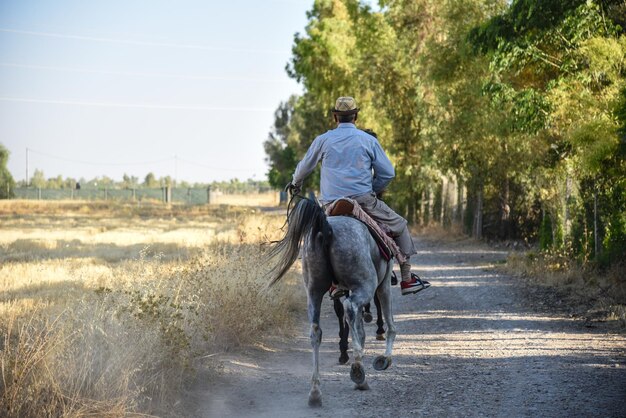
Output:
[399, 263, 431, 295]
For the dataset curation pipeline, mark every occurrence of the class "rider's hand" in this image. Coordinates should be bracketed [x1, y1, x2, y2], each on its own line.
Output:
[285, 182, 301, 196]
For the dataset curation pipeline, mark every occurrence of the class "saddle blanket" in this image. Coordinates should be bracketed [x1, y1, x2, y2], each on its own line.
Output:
[324, 198, 406, 264]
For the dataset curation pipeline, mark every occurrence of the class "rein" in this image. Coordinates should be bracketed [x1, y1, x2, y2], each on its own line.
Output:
[283, 192, 317, 228]
[269, 192, 314, 245]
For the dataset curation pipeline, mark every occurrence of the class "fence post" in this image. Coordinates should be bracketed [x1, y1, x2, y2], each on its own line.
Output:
[161, 186, 171, 203]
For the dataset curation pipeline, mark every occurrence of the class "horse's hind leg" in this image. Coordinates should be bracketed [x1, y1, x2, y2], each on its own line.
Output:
[373, 279, 396, 371]
[307, 290, 325, 407]
[363, 302, 373, 323]
[373, 293, 385, 341]
[333, 298, 349, 364]
[343, 292, 370, 390]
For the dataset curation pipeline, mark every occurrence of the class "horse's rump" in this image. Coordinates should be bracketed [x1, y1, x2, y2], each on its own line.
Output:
[325, 198, 396, 262]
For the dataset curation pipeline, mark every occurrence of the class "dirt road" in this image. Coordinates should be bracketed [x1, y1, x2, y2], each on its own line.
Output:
[189, 237, 626, 417]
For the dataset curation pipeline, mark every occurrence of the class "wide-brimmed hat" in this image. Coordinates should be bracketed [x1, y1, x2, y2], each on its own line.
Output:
[332, 96, 360, 115]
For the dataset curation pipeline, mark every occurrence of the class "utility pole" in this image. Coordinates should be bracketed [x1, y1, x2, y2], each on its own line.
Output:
[174, 154, 178, 188]
[26, 147, 29, 187]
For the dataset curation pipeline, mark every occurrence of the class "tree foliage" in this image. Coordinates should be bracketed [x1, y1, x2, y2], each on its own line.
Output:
[265, 0, 625, 266]
[263, 97, 299, 189]
[0, 143, 15, 198]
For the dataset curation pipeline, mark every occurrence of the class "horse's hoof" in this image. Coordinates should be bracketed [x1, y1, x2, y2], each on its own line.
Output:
[376, 333, 386, 341]
[363, 311, 373, 323]
[350, 362, 366, 385]
[339, 352, 349, 365]
[308, 389, 322, 407]
[373, 355, 392, 371]
[355, 381, 370, 391]
[308, 397, 322, 408]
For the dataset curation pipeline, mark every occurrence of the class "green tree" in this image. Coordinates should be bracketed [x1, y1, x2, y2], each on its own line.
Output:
[272, 0, 624, 266]
[122, 173, 132, 189]
[264, 97, 298, 189]
[46, 175, 64, 189]
[470, 0, 625, 259]
[31, 169, 46, 189]
[160, 176, 172, 187]
[0, 143, 15, 198]
[144, 172, 159, 188]
[64, 177, 77, 189]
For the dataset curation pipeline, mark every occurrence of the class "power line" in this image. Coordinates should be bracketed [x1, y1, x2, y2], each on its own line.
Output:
[26, 148, 266, 173]
[0, 62, 291, 84]
[0, 27, 286, 55]
[0, 97, 274, 112]
[28, 148, 173, 166]
[177, 156, 265, 172]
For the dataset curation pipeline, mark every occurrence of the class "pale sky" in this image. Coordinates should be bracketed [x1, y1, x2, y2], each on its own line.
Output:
[0, 0, 312, 183]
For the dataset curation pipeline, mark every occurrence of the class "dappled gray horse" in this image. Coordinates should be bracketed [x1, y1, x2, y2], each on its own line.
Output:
[268, 197, 397, 406]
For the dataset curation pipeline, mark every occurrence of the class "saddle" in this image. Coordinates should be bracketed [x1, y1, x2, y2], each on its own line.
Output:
[326, 198, 398, 262]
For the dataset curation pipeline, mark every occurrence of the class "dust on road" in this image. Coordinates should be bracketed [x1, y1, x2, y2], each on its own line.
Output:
[188, 237, 626, 418]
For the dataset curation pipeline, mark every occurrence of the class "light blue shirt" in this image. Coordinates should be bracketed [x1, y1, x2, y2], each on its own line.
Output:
[292, 123, 395, 204]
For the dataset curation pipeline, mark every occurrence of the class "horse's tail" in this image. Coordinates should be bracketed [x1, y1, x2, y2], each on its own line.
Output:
[267, 197, 332, 286]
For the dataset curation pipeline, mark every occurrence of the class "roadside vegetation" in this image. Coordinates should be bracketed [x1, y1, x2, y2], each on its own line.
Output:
[505, 249, 626, 326]
[0, 200, 303, 417]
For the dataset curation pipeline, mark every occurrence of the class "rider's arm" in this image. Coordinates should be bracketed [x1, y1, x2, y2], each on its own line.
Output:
[292, 135, 324, 187]
[371, 140, 395, 194]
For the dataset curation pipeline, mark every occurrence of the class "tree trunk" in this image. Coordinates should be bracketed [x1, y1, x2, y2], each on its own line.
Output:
[432, 181, 442, 224]
[473, 183, 483, 239]
[457, 179, 465, 226]
[407, 193, 415, 225]
[440, 177, 447, 226]
[419, 190, 426, 225]
[594, 183, 599, 259]
[499, 177, 510, 239]
[422, 188, 429, 225]
[564, 174, 572, 240]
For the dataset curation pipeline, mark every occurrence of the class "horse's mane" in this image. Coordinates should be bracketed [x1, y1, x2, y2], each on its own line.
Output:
[266, 197, 332, 286]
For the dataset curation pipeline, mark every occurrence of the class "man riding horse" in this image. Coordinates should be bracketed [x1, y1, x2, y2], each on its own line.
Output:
[286, 96, 430, 296]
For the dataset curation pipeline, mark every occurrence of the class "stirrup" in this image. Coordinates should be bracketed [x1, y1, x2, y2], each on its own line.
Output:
[329, 285, 348, 300]
[411, 273, 430, 290]
[391, 271, 398, 286]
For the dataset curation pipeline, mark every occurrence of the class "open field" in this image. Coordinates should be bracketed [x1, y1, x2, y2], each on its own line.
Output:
[0, 200, 304, 417]
[11, 190, 281, 207]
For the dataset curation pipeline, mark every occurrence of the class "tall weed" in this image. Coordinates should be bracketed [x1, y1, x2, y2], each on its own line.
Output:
[0, 205, 301, 416]
[505, 250, 626, 325]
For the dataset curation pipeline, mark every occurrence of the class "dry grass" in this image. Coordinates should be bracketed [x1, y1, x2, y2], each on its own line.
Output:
[505, 250, 626, 326]
[0, 200, 303, 417]
[412, 223, 469, 244]
[409, 218, 626, 326]
[209, 192, 280, 207]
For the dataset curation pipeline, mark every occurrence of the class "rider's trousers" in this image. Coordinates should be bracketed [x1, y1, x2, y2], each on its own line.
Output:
[352, 192, 416, 261]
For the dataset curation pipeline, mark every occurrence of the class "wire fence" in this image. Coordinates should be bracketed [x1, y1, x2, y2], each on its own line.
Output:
[11, 187, 284, 206]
